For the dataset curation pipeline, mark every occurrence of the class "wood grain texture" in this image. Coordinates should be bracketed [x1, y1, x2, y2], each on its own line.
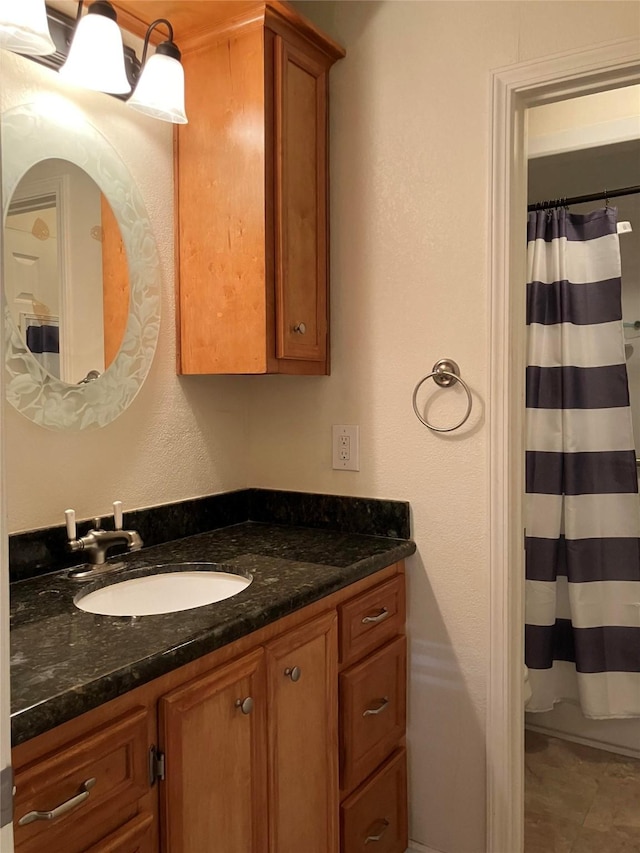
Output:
[111, 2, 345, 59]
[274, 35, 328, 367]
[266, 611, 339, 853]
[13, 707, 150, 853]
[174, 14, 340, 374]
[111, 2, 261, 45]
[341, 748, 408, 853]
[176, 25, 268, 374]
[101, 193, 129, 370]
[340, 636, 407, 796]
[339, 575, 406, 670]
[159, 648, 268, 853]
[84, 812, 155, 853]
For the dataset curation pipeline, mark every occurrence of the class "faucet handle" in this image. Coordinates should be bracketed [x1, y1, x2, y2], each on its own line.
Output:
[64, 509, 76, 541]
[113, 501, 123, 531]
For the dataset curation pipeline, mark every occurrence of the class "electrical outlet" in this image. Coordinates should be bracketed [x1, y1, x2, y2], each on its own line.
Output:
[332, 425, 359, 471]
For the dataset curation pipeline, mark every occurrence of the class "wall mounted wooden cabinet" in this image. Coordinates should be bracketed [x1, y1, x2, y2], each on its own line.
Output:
[175, 5, 345, 374]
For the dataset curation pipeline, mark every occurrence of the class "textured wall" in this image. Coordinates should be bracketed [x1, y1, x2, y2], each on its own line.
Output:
[1, 52, 250, 533]
[257, 3, 640, 851]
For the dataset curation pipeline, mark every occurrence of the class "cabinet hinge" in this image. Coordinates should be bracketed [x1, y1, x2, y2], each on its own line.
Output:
[148, 747, 165, 785]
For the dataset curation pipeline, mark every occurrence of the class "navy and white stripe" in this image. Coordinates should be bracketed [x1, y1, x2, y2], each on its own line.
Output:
[525, 207, 640, 719]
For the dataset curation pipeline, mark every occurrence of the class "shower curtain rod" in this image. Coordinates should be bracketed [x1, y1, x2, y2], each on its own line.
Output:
[528, 184, 640, 212]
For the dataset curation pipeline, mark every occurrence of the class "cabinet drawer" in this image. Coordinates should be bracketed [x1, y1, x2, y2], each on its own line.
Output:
[14, 707, 149, 853]
[339, 575, 405, 668]
[341, 748, 408, 853]
[85, 812, 154, 853]
[340, 636, 406, 793]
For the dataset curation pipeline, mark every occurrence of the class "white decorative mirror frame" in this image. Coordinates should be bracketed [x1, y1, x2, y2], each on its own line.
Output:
[2, 103, 161, 430]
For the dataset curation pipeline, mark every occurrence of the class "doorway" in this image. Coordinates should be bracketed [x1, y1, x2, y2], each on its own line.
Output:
[487, 37, 640, 853]
[523, 88, 640, 851]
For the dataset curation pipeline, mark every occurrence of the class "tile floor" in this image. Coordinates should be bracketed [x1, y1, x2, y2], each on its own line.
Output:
[525, 729, 640, 852]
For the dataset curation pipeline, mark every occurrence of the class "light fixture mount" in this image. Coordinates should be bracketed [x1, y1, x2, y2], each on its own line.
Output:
[127, 17, 187, 124]
[140, 19, 181, 63]
[85, 1, 118, 23]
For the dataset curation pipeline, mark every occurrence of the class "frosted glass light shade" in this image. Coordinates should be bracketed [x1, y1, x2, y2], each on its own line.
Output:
[59, 11, 130, 94]
[0, 0, 55, 55]
[128, 53, 188, 124]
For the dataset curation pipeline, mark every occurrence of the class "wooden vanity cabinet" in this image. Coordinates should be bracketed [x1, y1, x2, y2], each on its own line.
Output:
[338, 575, 408, 853]
[12, 705, 156, 853]
[11, 562, 405, 853]
[265, 612, 338, 853]
[85, 812, 155, 853]
[158, 648, 268, 853]
[158, 612, 338, 853]
[175, 6, 344, 375]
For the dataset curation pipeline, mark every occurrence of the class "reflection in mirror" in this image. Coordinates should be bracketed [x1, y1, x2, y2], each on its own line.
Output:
[4, 159, 129, 384]
[2, 103, 161, 431]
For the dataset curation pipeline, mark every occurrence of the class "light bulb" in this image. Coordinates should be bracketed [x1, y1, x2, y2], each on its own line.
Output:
[59, 1, 130, 95]
[129, 50, 188, 124]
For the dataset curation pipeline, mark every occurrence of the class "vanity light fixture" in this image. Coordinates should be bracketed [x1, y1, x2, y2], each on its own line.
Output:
[59, 1, 130, 95]
[128, 18, 188, 124]
[0, 0, 55, 56]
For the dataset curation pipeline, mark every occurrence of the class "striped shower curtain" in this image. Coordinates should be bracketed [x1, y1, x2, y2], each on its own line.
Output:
[525, 207, 640, 719]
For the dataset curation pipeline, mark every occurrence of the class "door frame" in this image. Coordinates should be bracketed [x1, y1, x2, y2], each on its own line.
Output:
[487, 36, 640, 853]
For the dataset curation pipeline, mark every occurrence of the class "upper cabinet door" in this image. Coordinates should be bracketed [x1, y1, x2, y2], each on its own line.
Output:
[159, 649, 268, 853]
[274, 35, 328, 366]
[265, 611, 339, 853]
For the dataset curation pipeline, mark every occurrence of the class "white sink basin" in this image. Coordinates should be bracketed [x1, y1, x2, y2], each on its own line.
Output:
[75, 567, 252, 616]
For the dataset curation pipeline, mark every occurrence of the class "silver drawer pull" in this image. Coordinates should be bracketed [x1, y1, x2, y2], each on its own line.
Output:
[293, 322, 307, 334]
[361, 608, 390, 625]
[18, 777, 97, 826]
[363, 697, 389, 717]
[364, 818, 390, 843]
[284, 666, 301, 682]
[235, 696, 254, 715]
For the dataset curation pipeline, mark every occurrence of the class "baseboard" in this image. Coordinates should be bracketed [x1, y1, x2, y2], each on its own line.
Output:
[526, 723, 640, 760]
[407, 842, 443, 853]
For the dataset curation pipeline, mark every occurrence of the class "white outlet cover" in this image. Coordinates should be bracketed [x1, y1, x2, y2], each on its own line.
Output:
[332, 425, 360, 471]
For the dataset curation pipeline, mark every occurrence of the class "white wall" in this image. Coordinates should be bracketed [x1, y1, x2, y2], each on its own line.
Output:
[528, 85, 640, 156]
[1, 52, 251, 533]
[259, 3, 640, 851]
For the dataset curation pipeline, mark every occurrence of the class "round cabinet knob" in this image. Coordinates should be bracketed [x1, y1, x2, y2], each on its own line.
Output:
[284, 666, 301, 682]
[235, 696, 254, 715]
[292, 322, 306, 335]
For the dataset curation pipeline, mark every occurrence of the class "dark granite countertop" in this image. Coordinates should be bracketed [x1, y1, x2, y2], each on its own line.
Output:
[10, 521, 415, 746]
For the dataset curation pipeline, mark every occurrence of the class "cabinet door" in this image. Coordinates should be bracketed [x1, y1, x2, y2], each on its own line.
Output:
[159, 648, 268, 853]
[274, 35, 329, 367]
[266, 611, 339, 853]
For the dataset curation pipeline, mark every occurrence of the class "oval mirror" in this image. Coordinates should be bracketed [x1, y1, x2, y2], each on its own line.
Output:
[2, 104, 160, 430]
[4, 158, 130, 385]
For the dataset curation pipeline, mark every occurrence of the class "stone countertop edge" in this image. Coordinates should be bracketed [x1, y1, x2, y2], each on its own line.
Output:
[10, 523, 416, 746]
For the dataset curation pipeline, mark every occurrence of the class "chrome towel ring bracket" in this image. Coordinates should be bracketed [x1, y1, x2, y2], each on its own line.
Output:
[412, 359, 473, 433]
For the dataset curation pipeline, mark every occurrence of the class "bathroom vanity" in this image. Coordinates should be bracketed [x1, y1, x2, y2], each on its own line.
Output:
[10, 518, 414, 853]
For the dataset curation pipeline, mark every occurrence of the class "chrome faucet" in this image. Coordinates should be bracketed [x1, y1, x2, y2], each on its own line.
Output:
[65, 502, 143, 577]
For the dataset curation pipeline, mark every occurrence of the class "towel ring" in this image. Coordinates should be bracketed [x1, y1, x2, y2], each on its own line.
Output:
[412, 359, 472, 433]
